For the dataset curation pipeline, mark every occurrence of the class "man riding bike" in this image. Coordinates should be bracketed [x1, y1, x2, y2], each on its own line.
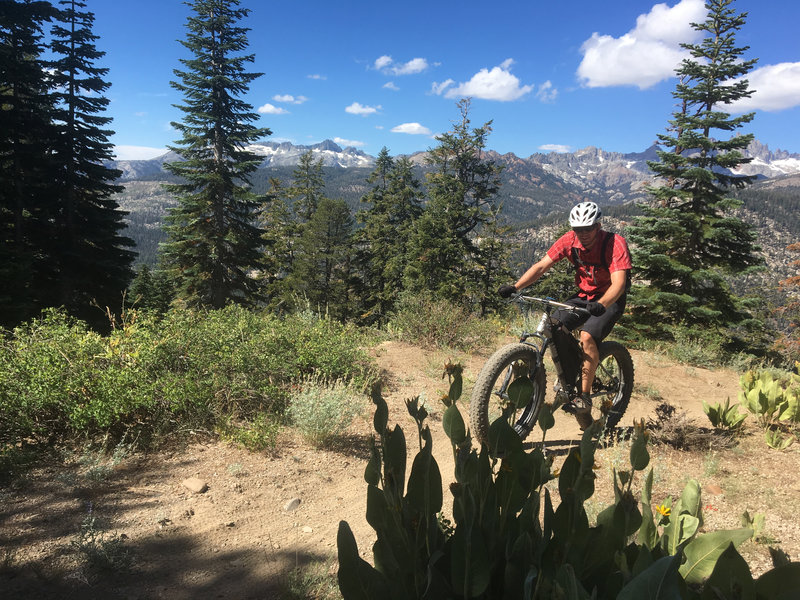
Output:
[498, 201, 632, 429]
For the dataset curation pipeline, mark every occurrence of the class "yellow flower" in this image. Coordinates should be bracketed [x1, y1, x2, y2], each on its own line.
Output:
[656, 504, 671, 517]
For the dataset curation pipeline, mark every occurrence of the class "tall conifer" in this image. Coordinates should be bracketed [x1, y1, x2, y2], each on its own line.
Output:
[627, 0, 762, 339]
[49, 0, 135, 325]
[0, 0, 58, 327]
[356, 150, 423, 323]
[404, 99, 502, 304]
[161, 0, 270, 309]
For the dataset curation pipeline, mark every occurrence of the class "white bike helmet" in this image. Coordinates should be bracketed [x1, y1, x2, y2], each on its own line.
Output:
[569, 201, 601, 228]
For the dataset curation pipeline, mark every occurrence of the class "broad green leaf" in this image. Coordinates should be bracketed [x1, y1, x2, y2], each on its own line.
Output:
[406, 444, 443, 515]
[507, 375, 533, 409]
[755, 563, 800, 600]
[448, 373, 463, 404]
[703, 543, 755, 600]
[337, 521, 391, 600]
[679, 528, 753, 584]
[451, 524, 490, 597]
[373, 389, 389, 433]
[442, 404, 466, 444]
[616, 554, 683, 600]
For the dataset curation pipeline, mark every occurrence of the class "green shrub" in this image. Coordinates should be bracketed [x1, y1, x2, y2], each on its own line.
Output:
[218, 412, 280, 452]
[702, 397, 747, 431]
[0, 306, 378, 448]
[288, 375, 366, 447]
[387, 293, 498, 351]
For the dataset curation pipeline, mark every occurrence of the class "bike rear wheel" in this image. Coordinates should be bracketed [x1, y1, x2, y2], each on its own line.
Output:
[469, 343, 546, 446]
[593, 341, 634, 429]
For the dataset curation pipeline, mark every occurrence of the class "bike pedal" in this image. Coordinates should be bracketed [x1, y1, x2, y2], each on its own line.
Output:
[562, 401, 577, 414]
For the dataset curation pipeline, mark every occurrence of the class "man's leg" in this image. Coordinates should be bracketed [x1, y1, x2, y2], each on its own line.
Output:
[580, 330, 600, 396]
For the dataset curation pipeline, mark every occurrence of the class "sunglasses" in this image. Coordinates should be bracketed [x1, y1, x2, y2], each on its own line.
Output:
[572, 225, 597, 234]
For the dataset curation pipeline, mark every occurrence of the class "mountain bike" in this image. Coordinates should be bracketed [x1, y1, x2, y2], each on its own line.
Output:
[469, 294, 634, 445]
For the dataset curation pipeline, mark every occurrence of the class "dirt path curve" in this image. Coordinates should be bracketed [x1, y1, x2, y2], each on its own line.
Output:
[3, 340, 795, 600]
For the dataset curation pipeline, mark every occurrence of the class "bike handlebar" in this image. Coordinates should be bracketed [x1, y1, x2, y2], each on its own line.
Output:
[513, 294, 593, 316]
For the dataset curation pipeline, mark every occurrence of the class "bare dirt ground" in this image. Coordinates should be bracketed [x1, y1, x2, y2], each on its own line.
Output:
[2, 340, 799, 599]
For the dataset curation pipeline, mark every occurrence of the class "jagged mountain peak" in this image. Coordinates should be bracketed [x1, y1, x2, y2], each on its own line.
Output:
[108, 138, 799, 183]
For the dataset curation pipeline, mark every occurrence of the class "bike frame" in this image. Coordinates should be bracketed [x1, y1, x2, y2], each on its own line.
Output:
[513, 295, 591, 402]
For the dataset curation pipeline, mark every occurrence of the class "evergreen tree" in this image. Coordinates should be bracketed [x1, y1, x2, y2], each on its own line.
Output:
[48, 0, 135, 326]
[128, 264, 173, 314]
[289, 197, 354, 321]
[288, 150, 325, 223]
[161, 0, 270, 309]
[626, 0, 762, 339]
[258, 176, 296, 308]
[355, 149, 423, 323]
[404, 99, 502, 305]
[0, 0, 58, 327]
[474, 205, 515, 316]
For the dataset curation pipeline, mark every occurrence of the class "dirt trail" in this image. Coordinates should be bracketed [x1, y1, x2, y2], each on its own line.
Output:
[2, 340, 798, 600]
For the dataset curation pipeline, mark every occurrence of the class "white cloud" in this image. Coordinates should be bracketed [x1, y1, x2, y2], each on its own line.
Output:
[722, 62, 800, 113]
[431, 79, 454, 96]
[114, 145, 167, 160]
[374, 55, 430, 75]
[391, 123, 432, 135]
[383, 81, 400, 91]
[394, 58, 428, 75]
[307, 74, 326, 80]
[258, 103, 289, 115]
[577, 0, 706, 89]
[539, 144, 572, 153]
[333, 137, 365, 147]
[535, 81, 558, 103]
[374, 55, 393, 70]
[273, 94, 308, 104]
[345, 102, 381, 116]
[432, 59, 533, 101]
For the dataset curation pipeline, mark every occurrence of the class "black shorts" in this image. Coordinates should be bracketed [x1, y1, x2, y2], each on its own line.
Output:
[553, 294, 626, 343]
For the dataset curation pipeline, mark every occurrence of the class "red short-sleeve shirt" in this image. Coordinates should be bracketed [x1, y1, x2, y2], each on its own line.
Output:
[547, 230, 632, 298]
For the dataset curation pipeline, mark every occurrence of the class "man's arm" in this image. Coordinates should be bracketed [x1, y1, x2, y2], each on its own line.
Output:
[513, 254, 555, 291]
[597, 269, 628, 307]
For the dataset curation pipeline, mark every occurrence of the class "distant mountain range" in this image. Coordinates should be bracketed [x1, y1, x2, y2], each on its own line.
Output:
[111, 138, 800, 270]
[111, 137, 800, 184]
[110, 138, 800, 223]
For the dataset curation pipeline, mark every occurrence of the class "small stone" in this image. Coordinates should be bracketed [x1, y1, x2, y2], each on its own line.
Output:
[705, 484, 723, 495]
[182, 477, 208, 494]
[302, 526, 313, 533]
[284, 498, 301, 512]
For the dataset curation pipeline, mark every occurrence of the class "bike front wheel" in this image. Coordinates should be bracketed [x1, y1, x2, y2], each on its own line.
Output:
[593, 341, 634, 429]
[469, 343, 546, 446]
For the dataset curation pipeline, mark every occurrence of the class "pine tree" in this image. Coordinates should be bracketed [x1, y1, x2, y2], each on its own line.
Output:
[129, 264, 173, 314]
[355, 149, 423, 323]
[48, 0, 135, 325]
[474, 205, 515, 316]
[258, 176, 296, 308]
[161, 0, 270, 309]
[404, 99, 502, 305]
[289, 197, 354, 321]
[626, 0, 762, 339]
[0, 0, 58, 327]
[288, 150, 325, 223]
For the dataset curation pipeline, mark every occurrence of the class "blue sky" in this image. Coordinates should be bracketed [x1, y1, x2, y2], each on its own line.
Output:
[90, 0, 800, 161]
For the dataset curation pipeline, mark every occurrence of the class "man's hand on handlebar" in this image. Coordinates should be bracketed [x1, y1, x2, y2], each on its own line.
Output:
[585, 301, 606, 316]
[497, 284, 517, 299]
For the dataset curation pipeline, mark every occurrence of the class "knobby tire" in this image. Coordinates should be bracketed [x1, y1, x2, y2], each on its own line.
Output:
[594, 340, 634, 429]
[469, 343, 546, 447]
